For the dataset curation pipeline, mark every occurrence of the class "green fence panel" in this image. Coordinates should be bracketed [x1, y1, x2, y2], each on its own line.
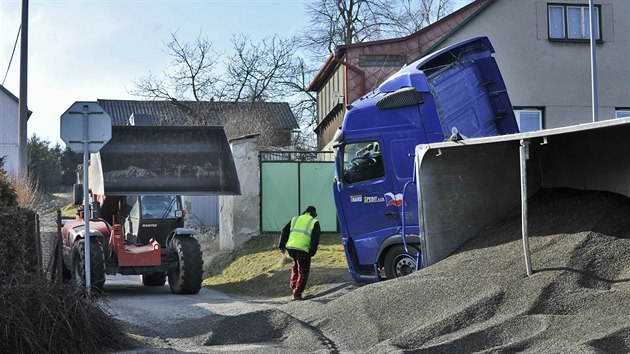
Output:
[299, 163, 337, 232]
[261, 162, 298, 232]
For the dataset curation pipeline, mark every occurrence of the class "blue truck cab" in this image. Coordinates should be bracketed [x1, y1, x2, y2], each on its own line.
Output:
[332, 37, 520, 282]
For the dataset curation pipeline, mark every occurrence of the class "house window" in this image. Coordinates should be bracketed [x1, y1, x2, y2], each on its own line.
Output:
[514, 109, 543, 132]
[615, 109, 630, 119]
[548, 4, 600, 40]
[359, 54, 406, 68]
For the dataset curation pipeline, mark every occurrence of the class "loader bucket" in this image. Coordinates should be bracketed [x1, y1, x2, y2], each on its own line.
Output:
[88, 126, 240, 196]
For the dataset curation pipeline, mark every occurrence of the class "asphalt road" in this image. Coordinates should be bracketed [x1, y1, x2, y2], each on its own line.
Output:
[102, 275, 295, 353]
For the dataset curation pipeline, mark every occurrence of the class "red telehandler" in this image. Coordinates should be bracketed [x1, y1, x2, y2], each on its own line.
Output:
[60, 125, 240, 294]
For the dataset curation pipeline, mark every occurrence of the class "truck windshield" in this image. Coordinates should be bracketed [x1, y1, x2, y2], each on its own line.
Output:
[343, 141, 385, 184]
[141, 195, 177, 219]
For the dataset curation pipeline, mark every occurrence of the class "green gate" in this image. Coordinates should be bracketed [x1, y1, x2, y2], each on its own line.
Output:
[261, 151, 337, 232]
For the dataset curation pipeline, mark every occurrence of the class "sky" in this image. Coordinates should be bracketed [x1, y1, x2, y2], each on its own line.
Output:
[1, 0, 469, 145]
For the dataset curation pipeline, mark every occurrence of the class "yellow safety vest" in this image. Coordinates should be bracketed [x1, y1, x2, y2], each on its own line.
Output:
[286, 214, 317, 253]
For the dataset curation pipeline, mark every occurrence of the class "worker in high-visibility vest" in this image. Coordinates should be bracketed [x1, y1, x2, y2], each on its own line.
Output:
[278, 206, 320, 301]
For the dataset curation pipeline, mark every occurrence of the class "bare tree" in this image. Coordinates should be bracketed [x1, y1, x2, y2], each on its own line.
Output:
[131, 31, 222, 101]
[303, 0, 387, 55]
[279, 57, 318, 150]
[376, 0, 455, 37]
[221, 34, 298, 103]
[219, 105, 287, 149]
[131, 31, 316, 149]
[301, 0, 457, 56]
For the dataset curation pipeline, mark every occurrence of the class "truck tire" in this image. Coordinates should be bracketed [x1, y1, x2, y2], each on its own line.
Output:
[142, 272, 167, 286]
[71, 239, 106, 294]
[383, 244, 420, 279]
[167, 235, 203, 295]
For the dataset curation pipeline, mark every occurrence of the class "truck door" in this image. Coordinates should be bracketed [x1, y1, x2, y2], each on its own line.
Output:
[337, 141, 402, 242]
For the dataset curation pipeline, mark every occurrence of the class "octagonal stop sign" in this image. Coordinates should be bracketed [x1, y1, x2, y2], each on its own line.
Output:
[60, 101, 112, 153]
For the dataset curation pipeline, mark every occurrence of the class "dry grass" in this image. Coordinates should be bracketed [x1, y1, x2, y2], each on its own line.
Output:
[60, 202, 78, 218]
[202, 233, 350, 298]
[0, 272, 135, 353]
[6, 172, 42, 208]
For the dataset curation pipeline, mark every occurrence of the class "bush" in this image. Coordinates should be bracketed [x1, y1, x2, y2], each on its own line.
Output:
[0, 207, 37, 278]
[0, 170, 18, 209]
[0, 172, 37, 277]
[0, 273, 133, 353]
[0, 174, 133, 354]
[6, 172, 41, 210]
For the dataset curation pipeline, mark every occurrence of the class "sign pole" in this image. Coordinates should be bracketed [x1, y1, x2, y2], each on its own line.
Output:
[60, 101, 112, 297]
[82, 104, 92, 296]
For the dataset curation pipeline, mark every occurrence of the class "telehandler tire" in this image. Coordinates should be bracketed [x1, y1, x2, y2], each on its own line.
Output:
[383, 244, 420, 279]
[142, 272, 167, 286]
[168, 235, 203, 295]
[71, 239, 106, 294]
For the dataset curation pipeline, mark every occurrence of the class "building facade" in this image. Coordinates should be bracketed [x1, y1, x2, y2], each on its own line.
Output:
[0, 85, 21, 175]
[429, 0, 630, 130]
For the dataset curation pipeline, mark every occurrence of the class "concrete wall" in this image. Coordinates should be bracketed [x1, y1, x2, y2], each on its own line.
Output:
[219, 136, 260, 250]
[0, 88, 19, 175]
[436, 0, 629, 128]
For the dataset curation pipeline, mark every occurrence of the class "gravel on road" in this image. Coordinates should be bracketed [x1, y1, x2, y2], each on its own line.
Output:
[44, 188, 630, 353]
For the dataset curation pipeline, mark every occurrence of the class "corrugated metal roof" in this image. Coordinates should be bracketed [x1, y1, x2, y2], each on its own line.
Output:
[96, 99, 299, 130]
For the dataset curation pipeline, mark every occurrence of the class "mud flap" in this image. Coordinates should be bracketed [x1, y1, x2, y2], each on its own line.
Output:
[89, 126, 240, 196]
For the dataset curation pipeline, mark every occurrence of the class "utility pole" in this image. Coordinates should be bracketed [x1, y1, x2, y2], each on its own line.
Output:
[18, 0, 29, 172]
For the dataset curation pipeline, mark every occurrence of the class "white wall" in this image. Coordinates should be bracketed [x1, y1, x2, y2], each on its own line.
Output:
[0, 89, 20, 175]
[434, 0, 629, 128]
[219, 136, 260, 250]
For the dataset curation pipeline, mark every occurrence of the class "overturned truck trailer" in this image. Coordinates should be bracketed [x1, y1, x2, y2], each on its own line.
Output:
[415, 117, 630, 273]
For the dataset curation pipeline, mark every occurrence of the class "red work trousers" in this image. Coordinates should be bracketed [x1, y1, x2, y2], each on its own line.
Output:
[287, 249, 311, 297]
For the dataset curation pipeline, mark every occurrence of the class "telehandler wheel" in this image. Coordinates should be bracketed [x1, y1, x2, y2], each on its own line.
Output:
[142, 272, 167, 286]
[71, 239, 106, 294]
[168, 235, 203, 295]
[383, 244, 421, 279]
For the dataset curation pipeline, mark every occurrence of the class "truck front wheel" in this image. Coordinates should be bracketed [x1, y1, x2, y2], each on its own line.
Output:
[167, 235, 203, 294]
[71, 239, 106, 294]
[383, 244, 420, 279]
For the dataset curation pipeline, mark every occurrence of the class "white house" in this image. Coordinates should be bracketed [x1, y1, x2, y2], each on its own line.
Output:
[0, 84, 21, 175]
